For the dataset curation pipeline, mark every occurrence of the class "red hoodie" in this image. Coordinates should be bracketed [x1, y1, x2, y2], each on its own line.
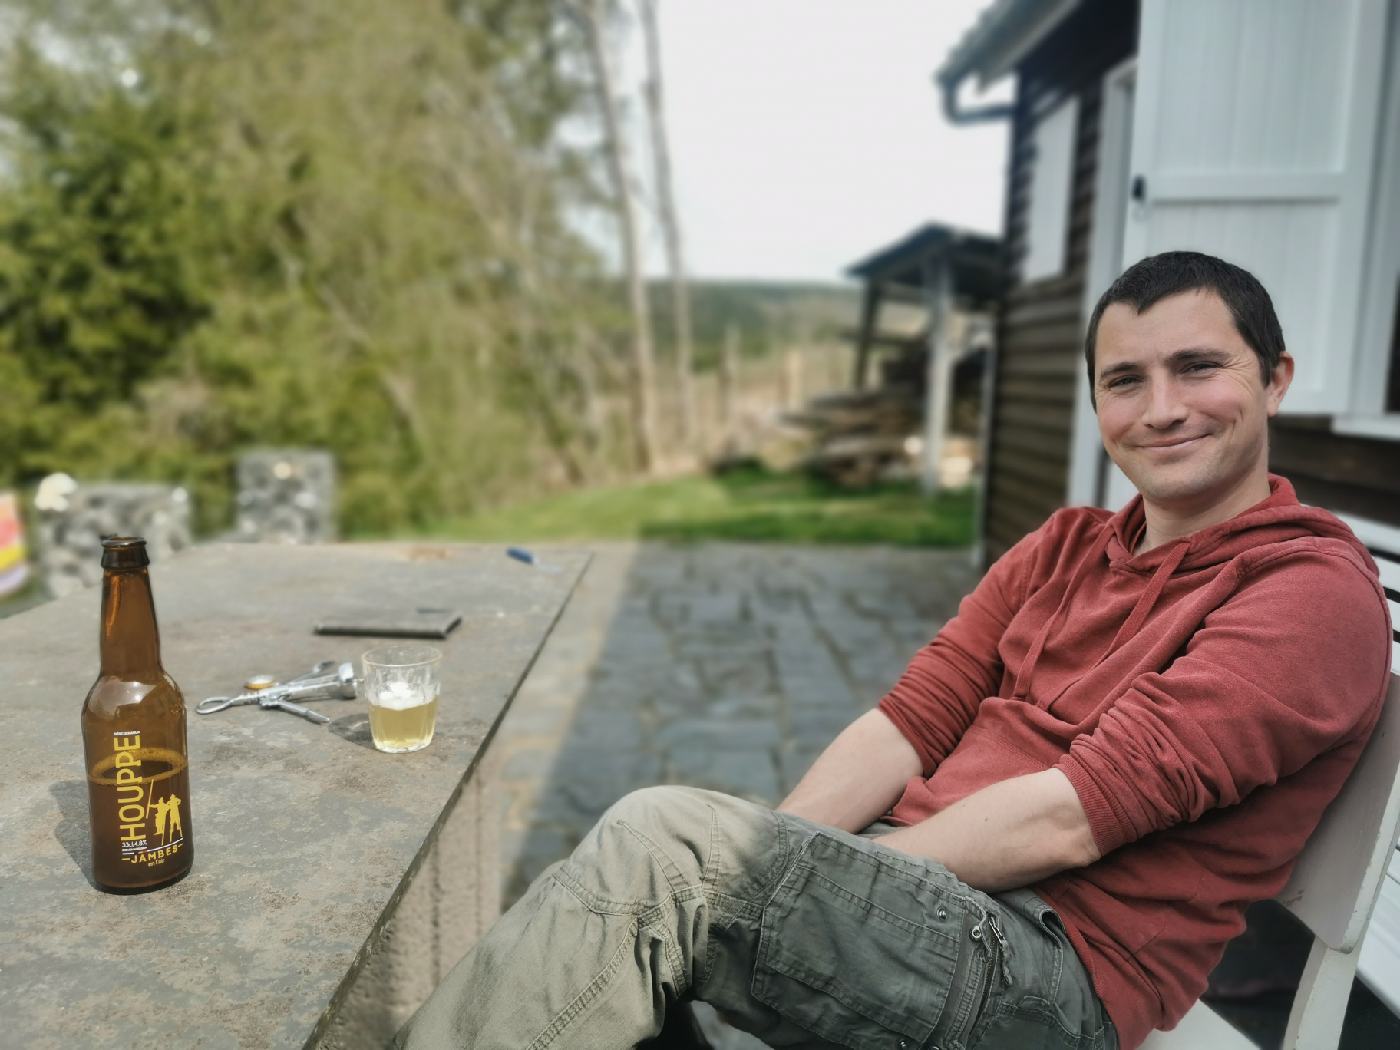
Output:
[877, 476, 1392, 1049]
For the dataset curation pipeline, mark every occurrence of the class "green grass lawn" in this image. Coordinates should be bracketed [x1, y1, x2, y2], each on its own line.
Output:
[414, 466, 976, 547]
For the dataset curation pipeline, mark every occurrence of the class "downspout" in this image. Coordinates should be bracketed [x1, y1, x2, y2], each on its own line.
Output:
[938, 69, 1014, 125]
[936, 67, 1012, 570]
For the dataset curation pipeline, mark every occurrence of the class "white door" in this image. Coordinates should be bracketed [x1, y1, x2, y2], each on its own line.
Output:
[1122, 0, 1390, 415]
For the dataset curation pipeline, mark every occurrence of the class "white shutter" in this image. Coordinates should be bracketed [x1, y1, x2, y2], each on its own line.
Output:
[1122, 0, 1390, 413]
[1024, 97, 1078, 282]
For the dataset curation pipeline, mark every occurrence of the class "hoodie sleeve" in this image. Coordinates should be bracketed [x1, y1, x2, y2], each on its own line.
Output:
[1057, 545, 1392, 857]
[878, 514, 1065, 773]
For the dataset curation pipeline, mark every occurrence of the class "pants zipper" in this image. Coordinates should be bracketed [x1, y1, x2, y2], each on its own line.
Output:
[965, 904, 1014, 1041]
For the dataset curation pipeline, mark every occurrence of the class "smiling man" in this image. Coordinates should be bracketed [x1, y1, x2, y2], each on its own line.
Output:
[393, 253, 1391, 1050]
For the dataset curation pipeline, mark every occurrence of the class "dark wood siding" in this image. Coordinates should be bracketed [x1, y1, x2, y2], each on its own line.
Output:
[1271, 418, 1400, 527]
[983, 0, 1138, 564]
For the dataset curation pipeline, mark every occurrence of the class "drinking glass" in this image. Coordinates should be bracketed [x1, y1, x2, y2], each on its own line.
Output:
[361, 644, 442, 753]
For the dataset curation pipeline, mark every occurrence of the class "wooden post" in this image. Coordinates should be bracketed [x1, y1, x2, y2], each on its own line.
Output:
[921, 258, 955, 496]
[852, 282, 882, 390]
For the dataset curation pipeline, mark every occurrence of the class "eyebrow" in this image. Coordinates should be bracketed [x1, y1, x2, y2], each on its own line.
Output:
[1097, 347, 1232, 384]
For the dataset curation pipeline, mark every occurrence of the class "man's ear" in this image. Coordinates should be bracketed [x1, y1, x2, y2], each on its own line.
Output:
[1265, 353, 1294, 416]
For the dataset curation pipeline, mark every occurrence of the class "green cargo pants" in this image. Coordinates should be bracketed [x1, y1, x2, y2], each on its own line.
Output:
[392, 785, 1117, 1050]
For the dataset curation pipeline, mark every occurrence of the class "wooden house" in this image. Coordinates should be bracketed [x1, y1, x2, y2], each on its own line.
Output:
[938, 0, 1400, 1027]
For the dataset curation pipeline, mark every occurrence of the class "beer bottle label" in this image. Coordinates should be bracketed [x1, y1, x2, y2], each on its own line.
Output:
[90, 730, 189, 868]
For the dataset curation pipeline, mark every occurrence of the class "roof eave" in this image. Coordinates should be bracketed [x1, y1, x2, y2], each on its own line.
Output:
[937, 0, 1082, 90]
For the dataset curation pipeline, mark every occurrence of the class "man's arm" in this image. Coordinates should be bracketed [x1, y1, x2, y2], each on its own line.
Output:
[777, 709, 921, 832]
[874, 769, 1100, 893]
[778, 519, 1066, 836]
[876, 514, 1071, 773]
[1057, 551, 1392, 857]
[778, 711, 1100, 891]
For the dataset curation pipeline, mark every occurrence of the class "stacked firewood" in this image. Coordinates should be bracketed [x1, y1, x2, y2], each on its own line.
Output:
[784, 385, 924, 488]
[782, 340, 925, 487]
[232, 450, 336, 544]
[33, 476, 193, 597]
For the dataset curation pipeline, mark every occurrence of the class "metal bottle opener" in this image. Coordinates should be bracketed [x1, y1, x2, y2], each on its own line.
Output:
[196, 662, 358, 724]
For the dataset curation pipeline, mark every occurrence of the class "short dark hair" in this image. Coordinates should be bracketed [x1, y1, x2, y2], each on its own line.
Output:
[1084, 251, 1286, 401]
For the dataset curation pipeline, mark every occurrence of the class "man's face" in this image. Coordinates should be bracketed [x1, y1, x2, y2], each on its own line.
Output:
[1093, 290, 1292, 519]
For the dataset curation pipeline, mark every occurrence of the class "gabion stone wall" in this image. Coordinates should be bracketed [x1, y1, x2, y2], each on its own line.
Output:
[234, 450, 336, 544]
[34, 477, 193, 598]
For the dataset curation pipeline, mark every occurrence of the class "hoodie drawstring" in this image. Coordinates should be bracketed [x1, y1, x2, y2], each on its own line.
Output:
[1011, 532, 1189, 701]
[1105, 540, 1188, 652]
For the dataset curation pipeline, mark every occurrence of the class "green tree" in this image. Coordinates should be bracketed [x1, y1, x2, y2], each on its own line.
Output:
[0, 40, 213, 484]
[0, 0, 633, 534]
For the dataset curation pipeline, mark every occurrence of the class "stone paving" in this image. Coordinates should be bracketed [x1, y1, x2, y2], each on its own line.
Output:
[491, 541, 978, 1047]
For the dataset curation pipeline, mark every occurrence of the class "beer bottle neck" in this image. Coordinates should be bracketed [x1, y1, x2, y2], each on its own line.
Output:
[99, 568, 163, 675]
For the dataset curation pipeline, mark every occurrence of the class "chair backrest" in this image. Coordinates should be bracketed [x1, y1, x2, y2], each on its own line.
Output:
[1338, 512, 1400, 670]
[1278, 513, 1400, 953]
[1277, 675, 1400, 951]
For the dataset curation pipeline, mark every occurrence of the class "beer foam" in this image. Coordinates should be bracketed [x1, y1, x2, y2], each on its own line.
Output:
[373, 679, 433, 711]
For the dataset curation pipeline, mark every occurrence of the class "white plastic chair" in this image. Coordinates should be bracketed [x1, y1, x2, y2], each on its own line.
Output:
[1142, 673, 1400, 1050]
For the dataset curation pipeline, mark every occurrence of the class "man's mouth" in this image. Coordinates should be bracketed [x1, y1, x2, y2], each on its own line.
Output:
[1140, 435, 1206, 451]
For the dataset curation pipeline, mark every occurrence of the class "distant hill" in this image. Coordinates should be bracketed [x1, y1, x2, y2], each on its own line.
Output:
[648, 279, 862, 371]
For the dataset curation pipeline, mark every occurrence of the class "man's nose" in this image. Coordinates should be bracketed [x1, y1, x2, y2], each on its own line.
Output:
[1142, 377, 1188, 429]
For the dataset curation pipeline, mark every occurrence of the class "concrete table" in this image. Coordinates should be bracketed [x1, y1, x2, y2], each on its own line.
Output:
[0, 542, 589, 1049]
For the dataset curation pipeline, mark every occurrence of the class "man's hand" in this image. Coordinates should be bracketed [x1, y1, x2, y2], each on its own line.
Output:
[874, 768, 1101, 893]
[777, 709, 922, 833]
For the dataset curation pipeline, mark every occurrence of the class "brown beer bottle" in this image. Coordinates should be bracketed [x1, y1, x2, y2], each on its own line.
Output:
[81, 536, 194, 892]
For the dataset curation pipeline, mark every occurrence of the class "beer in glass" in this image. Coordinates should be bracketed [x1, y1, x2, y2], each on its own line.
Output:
[363, 644, 441, 753]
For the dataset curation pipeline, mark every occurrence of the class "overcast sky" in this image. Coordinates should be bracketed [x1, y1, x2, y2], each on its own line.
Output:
[622, 0, 1009, 283]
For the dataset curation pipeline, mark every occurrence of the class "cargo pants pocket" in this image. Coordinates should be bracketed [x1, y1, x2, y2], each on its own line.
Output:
[751, 831, 967, 1050]
[966, 892, 1115, 1050]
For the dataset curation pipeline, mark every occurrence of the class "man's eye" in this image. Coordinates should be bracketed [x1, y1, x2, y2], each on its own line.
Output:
[1106, 375, 1138, 389]
[1184, 362, 1219, 374]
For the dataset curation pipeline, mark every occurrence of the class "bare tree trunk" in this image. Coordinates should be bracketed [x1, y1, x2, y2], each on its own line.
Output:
[576, 0, 658, 474]
[568, 322, 608, 453]
[637, 0, 695, 453]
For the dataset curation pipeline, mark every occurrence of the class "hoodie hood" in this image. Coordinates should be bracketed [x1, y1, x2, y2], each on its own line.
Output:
[1104, 474, 1366, 573]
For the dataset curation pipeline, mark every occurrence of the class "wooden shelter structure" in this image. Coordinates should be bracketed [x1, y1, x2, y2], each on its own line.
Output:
[845, 223, 1001, 496]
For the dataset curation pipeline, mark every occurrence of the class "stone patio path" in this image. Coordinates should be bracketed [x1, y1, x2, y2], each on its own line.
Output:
[491, 541, 978, 1047]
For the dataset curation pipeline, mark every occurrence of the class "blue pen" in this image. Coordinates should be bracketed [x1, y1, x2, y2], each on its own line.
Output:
[506, 547, 561, 573]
